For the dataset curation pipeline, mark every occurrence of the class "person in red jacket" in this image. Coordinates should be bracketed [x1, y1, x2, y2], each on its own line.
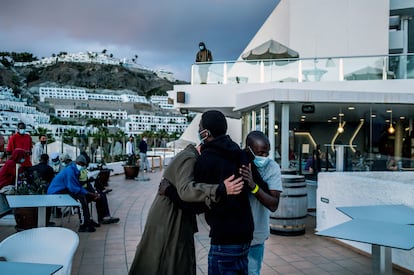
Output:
[6, 122, 32, 169]
[0, 148, 27, 194]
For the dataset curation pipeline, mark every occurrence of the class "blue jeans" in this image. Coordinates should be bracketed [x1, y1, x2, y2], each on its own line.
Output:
[139, 153, 150, 171]
[247, 244, 264, 275]
[208, 243, 250, 275]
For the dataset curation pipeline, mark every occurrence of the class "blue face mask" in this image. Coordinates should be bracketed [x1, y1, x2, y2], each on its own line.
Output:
[199, 46, 205, 51]
[19, 158, 25, 163]
[248, 146, 270, 168]
[253, 155, 270, 168]
[76, 164, 86, 172]
[19, 129, 26, 135]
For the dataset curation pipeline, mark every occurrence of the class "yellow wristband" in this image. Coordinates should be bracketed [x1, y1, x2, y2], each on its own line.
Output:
[251, 184, 259, 194]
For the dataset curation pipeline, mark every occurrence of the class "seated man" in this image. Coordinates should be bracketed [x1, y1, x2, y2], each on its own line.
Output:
[78, 151, 118, 225]
[47, 155, 118, 232]
[26, 153, 55, 225]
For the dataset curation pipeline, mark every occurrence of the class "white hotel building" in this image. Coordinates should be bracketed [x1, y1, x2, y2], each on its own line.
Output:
[39, 86, 188, 136]
[0, 86, 49, 135]
[169, 0, 414, 272]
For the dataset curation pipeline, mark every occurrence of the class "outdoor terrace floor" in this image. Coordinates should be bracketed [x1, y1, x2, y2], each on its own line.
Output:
[0, 169, 411, 275]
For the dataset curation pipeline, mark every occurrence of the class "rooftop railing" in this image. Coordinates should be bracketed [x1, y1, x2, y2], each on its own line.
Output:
[191, 54, 414, 85]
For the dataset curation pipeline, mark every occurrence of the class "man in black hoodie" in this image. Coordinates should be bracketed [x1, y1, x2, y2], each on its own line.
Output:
[194, 110, 253, 275]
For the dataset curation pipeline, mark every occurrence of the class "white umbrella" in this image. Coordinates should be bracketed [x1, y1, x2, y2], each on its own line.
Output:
[242, 40, 299, 60]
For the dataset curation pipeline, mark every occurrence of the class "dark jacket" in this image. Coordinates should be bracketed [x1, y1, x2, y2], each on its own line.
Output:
[138, 140, 147, 154]
[27, 162, 55, 187]
[194, 135, 253, 245]
[196, 49, 213, 63]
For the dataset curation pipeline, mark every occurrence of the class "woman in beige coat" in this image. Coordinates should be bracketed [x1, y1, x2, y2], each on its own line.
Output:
[129, 144, 243, 275]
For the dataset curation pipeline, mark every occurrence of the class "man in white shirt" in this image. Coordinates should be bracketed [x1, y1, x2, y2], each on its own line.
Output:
[32, 134, 47, 165]
[126, 135, 136, 165]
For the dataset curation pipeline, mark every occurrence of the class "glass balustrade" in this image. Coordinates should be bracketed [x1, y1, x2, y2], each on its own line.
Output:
[191, 54, 414, 85]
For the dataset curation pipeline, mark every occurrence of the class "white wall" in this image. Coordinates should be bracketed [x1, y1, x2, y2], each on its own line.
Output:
[317, 172, 414, 272]
[240, 0, 390, 59]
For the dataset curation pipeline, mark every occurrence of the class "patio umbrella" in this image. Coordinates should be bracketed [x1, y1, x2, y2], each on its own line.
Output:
[242, 39, 299, 60]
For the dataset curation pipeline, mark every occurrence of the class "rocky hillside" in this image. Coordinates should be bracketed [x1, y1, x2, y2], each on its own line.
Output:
[0, 61, 188, 103]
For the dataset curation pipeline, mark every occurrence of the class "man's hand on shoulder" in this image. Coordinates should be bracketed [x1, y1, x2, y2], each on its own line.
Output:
[158, 178, 172, 195]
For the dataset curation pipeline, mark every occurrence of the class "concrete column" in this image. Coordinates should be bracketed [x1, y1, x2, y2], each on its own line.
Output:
[395, 120, 403, 159]
[268, 102, 275, 161]
[281, 104, 290, 169]
[251, 110, 257, 131]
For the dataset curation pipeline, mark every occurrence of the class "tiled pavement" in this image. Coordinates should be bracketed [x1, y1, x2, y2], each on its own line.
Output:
[0, 169, 411, 275]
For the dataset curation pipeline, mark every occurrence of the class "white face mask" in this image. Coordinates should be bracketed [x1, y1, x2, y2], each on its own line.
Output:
[198, 129, 209, 144]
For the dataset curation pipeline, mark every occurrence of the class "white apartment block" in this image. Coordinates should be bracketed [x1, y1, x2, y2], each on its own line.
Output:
[150, 95, 174, 109]
[125, 113, 188, 135]
[55, 109, 128, 120]
[39, 87, 148, 104]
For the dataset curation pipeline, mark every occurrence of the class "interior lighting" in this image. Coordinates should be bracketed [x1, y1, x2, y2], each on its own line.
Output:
[337, 112, 345, 133]
[388, 110, 395, 134]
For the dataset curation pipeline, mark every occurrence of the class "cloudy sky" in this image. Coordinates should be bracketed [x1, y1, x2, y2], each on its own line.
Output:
[0, 0, 279, 81]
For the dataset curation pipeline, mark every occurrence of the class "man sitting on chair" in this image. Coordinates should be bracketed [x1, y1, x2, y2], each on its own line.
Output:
[47, 155, 118, 232]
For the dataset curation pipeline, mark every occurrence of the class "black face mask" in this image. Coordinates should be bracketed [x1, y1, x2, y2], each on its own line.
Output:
[41, 141, 47, 145]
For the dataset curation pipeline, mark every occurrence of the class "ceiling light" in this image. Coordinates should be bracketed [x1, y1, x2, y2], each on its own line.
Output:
[348, 106, 355, 110]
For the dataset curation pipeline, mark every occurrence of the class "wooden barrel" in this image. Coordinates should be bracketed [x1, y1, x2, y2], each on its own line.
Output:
[281, 168, 297, 175]
[270, 175, 308, 236]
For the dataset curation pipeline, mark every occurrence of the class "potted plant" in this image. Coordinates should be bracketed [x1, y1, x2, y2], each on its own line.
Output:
[13, 172, 49, 231]
[123, 154, 140, 179]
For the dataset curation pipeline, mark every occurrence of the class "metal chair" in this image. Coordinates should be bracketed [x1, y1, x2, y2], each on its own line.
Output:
[0, 227, 79, 275]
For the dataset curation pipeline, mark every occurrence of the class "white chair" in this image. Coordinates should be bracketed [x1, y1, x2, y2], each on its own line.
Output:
[0, 227, 79, 275]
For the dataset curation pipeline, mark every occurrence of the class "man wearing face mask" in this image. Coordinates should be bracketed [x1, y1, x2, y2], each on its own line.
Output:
[32, 134, 47, 165]
[194, 110, 253, 275]
[195, 41, 213, 84]
[239, 131, 283, 275]
[0, 148, 27, 194]
[47, 155, 100, 232]
[6, 122, 33, 168]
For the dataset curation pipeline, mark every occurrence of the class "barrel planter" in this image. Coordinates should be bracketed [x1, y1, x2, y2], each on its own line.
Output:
[281, 168, 297, 175]
[14, 207, 38, 231]
[270, 175, 308, 236]
[123, 165, 140, 179]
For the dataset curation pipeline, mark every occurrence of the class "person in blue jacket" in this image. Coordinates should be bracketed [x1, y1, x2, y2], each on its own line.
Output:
[47, 155, 100, 232]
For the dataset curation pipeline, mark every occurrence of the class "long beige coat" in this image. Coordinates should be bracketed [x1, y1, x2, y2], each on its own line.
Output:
[129, 144, 219, 275]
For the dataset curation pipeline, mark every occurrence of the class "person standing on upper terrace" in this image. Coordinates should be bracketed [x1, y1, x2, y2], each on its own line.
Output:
[195, 41, 213, 84]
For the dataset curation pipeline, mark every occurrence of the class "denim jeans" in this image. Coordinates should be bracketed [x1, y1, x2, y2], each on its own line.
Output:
[247, 243, 264, 275]
[208, 243, 250, 275]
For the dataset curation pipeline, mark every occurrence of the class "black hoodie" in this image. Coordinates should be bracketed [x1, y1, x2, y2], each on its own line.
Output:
[195, 135, 253, 245]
